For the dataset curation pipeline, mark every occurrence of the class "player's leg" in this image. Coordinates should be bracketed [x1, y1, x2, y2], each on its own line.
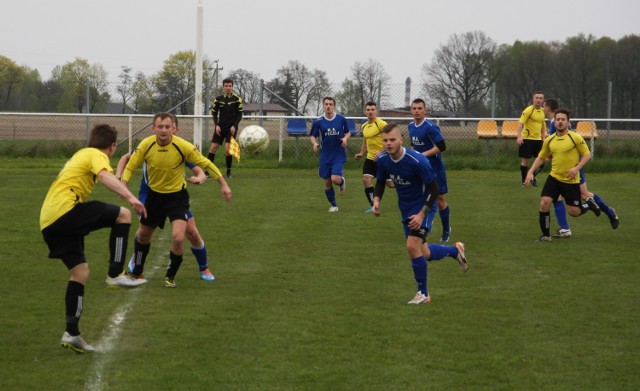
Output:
[330, 162, 346, 195]
[406, 228, 430, 304]
[436, 173, 451, 242]
[320, 163, 337, 211]
[552, 198, 571, 237]
[537, 176, 557, 240]
[519, 142, 530, 186]
[186, 214, 215, 281]
[562, 182, 599, 217]
[362, 159, 376, 211]
[207, 131, 223, 165]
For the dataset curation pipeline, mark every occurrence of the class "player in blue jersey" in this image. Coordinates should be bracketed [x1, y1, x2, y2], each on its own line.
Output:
[408, 99, 452, 242]
[542, 99, 619, 237]
[373, 123, 468, 305]
[115, 116, 217, 282]
[309, 97, 351, 212]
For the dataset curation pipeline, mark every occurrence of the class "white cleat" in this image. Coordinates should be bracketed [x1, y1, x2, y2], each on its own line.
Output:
[407, 291, 431, 304]
[339, 176, 346, 195]
[105, 274, 147, 287]
[328, 206, 339, 212]
[61, 331, 96, 353]
[454, 242, 469, 272]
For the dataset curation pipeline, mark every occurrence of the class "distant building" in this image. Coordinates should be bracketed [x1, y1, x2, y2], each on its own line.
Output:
[242, 103, 288, 117]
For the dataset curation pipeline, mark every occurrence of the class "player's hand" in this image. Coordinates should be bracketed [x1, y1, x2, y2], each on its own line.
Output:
[516, 137, 523, 146]
[313, 144, 319, 154]
[231, 126, 236, 137]
[131, 199, 147, 218]
[187, 176, 203, 185]
[372, 203, 381, 217]
[355, 153, 362, 160]
[407, 212, 424, 230]
[341, 137, 348, 147]
[220, 184, 232, 203]
[524, 173, 533, 186]
[215, 125, 221, 135]
[567, 167, 578, 179]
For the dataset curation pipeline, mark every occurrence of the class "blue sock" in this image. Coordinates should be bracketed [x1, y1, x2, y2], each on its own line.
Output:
[325, 188, 336, 207]
[191, 243, 208, 271]
[593, 193, 612, 216]
[426, 204, 437, 232]
[439, 206, 451, 233]
[427, 244, 458, 261]
[411, 256, 428, 294]
[553, 200, 570, 230]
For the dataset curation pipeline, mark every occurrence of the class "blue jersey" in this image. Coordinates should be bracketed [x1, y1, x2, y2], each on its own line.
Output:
[310, 114, 350, 164]
[376, 148, 437, 219]
[408, 119, 446, 172]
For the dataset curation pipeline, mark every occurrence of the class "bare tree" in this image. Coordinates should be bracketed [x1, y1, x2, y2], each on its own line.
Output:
[225, 69, 261, 103]
[266, 60, 331, 115]
[422, 31, 498, 116]
[116, 66, 134, 113]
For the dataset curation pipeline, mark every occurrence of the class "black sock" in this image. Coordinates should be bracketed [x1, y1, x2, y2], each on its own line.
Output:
[533, 162, 545, 176]
[226, 155, 232, 172]
[520, 165, 529, 183]
[539, 211, 550, 237]
[108, 223, 130, 278]
[365, 186, 374, 206]
[65, 280, 84, 336]
[166, 251, 183, 279]
[207, 152, 215, 163]
[132, 238, 150, 276]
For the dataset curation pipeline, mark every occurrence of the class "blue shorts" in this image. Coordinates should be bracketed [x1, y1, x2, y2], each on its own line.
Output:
[318, 161, 344, 179]
[434, 169, 448, 195]
[580, 169, 586, 185]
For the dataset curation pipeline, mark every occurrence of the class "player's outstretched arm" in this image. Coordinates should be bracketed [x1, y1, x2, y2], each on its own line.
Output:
[97, 169, 147, 217]
[187, 166, 207, 185]
[115, 152, 132, 179]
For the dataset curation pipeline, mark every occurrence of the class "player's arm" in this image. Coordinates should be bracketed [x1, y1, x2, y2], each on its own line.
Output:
[121, 142, 146, 183]
[372, 179, 386, 217]
[422, 140, 446, 157]
[233, 97, 243, 130]
[115, 152, 132, 179]
[309, 122, 320, 153]
[97, 169, 147, 217]
[187, 164, 207, 185]
[525, 156, 546, 185]
[355, 138, 366, 160]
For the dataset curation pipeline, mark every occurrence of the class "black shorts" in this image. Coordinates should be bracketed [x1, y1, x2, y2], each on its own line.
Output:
[518, 139, 543, 158]
[41, 201, 120, 269]
[141, 188, 190, 229]
[541, 175, 582, 207]
[212, 126, 236, 144]
[363, 158, 377, 177]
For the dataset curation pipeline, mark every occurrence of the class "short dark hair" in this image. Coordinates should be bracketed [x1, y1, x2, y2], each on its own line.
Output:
[555, 108, 572, 121]
[411, 98, 426, 107]
[533, 91, 544, 96]
[222, 78, 233, 85]
[544, 98, 559, 112]
[323, 97, 336, 105]
[153, 112, 173, 125]
[365, 101, 377, 107]
[89, 124, 117, 149]
[382, 123, 399, 134]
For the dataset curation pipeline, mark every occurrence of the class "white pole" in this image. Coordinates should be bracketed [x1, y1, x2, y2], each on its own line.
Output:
[193, 0, 204, 151]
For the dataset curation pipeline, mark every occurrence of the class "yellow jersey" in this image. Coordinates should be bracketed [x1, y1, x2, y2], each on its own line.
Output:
[538, 131, 590, 184]
[361, 118, 387, 160]
[122, 135, 222, 193]
[40, 148, 112, 230]
[519, 105, 546, 140]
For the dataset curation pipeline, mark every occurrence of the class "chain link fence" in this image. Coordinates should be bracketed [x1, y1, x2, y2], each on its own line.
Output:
[1, 113, 639, 171]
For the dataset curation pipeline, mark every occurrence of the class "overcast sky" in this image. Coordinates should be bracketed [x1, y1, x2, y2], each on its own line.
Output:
[2, 0, 639, 86]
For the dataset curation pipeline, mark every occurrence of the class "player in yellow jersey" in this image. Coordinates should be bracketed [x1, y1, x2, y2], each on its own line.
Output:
[516, 91, 547, 186]
[121, 112, 232, 287]
[355, 101, 387, 212]
[40, 124, 147, 353]
[525, 108, 602, 242]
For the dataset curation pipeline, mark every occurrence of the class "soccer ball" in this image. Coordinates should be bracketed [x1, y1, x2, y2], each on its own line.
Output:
[238, 125, 270, 154]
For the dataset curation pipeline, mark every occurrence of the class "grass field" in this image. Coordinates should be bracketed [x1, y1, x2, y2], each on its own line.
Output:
[0, 159, 639, 390]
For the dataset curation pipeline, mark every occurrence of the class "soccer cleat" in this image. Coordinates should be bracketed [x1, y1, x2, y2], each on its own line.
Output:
[531, 177, 538, 187]
[105, 274, 147, 287]
[127, 255, 135, 273]
[163, 276, 177, 288]
[61, 331, 96, 354]
[552, 228, 572, 238]
[440, 228, 451, 243]
[364, 207, 373, 213]
[407, 291, 430, 304]
[339, 176, 346, 195]
[328, 206, 339, 213]
[454, 242, 469, 272]
[607, 208, 619, 229]
[585, 197, 601, 217]
[199, 269, 216, 282]
[535, 235, 552, 242]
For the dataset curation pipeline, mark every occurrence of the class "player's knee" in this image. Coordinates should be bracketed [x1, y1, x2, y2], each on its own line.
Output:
[116, 207, 132, 224]
[70, 263, 90, 284]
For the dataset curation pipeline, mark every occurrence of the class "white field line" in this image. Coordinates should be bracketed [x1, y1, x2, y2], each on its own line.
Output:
[85, 235, 169, 391]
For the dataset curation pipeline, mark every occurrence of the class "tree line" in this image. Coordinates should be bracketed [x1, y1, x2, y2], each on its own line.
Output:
[1, 32, 638, 118]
